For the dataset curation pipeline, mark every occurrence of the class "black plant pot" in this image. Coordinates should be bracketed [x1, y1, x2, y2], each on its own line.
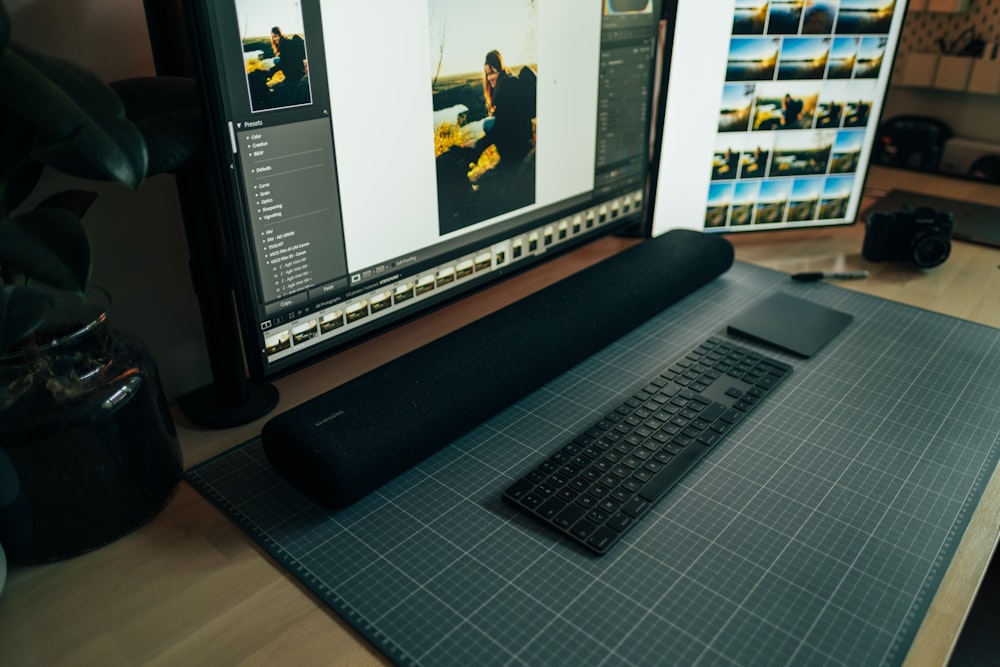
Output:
[0, 290, 182, 565]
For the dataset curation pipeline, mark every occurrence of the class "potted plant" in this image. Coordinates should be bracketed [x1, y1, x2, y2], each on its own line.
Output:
[0, 1, 203, 564]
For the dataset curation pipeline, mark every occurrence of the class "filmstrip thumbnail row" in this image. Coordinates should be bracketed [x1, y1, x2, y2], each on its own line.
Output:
[263, 190, 644, 359]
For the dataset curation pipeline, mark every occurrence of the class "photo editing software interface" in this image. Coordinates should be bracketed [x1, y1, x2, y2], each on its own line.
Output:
[187, 0, 667, 377]
[652, 0, 908, 237]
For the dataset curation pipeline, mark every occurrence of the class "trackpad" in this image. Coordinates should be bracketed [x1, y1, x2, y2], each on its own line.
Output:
[727, 292, 853, 357]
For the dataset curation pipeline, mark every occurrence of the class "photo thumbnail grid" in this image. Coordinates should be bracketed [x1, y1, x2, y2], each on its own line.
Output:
[707, 0, 897, 229]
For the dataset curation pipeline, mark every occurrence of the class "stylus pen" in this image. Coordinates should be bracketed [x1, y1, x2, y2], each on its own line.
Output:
[791, 270, 869, 282]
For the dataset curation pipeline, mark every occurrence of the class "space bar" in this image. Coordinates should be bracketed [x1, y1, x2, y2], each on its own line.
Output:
[638, 445, 704, 503]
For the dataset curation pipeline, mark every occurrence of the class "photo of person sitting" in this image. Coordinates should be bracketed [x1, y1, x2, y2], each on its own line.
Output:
[243, 23, 311, 112]
[471, 50, 536, 170]
[816, 100, 843, 128]
[740, 146, 769, 178]
[711, 147, 740, 180]
[782, 94, 803, 128]
[752, 85, 817, 131]
[269, 26, 307, 84]
[844, 99, 871, 127]
[434, 48, 537, 234]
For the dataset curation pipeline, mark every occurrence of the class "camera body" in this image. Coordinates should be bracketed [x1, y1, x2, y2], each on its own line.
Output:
[862, 205, 954, 268]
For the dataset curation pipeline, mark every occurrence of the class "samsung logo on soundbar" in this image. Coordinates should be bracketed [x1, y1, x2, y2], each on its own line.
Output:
[314, 411, 345, 427]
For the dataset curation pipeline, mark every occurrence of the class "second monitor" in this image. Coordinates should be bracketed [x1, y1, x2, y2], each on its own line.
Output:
[652, 0, 910, 236]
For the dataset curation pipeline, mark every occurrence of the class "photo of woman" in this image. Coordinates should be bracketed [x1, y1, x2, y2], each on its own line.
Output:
[429, 0, 538, 235]
[235, 0, 312, 112]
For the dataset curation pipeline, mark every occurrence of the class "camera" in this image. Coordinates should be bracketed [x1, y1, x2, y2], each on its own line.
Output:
[862, 205, 954, 269]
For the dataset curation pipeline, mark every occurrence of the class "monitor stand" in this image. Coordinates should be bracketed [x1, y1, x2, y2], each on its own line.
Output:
[178, 382, 278, 430]
[172, 161, 279, 429]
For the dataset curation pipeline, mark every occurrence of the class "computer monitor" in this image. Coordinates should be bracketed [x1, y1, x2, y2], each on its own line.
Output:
[178, 0, 672, 381]
[651, 0, 910, 236]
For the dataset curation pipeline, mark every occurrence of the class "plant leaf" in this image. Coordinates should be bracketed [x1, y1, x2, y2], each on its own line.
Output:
[0, 208, 91, 292]
[111, 77, 204, 176]
[0, 284, 54, 352]
[38, 189, 99, 219]
[0, 46, 147, 188]
[0, 105, 44, 211]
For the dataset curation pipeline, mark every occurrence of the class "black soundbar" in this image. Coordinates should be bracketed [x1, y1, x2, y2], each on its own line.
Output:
[262, 230, 735, 508]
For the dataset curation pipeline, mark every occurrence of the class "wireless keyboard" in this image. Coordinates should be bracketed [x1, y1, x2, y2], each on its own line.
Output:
[502, 336, 791, 554]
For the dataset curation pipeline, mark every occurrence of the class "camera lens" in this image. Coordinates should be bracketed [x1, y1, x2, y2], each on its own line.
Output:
[911, 233, 950, 268]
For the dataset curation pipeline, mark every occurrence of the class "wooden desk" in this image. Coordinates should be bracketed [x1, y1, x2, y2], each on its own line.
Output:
[1, 167, 998, 666]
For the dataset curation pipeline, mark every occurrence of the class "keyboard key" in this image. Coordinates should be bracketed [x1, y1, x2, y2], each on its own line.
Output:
[554, 504, 585, 529]
[571, 519, 599, 541]
[621, 496, 650, 518]
[586, 527, 617, 552]
[538, 498, 565, 519]
[522, 493, 542, 509]
[607, 513, 633, 532]
[506, 479, 534, 500]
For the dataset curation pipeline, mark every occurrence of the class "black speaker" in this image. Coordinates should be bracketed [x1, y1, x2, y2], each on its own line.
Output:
[262, 229, 735, 508]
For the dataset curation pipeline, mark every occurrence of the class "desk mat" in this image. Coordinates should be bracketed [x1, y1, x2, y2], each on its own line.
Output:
[186, 261, 1000, 666]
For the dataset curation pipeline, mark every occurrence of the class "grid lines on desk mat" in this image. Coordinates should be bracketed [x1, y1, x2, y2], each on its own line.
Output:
[186, 261, 1000, 667]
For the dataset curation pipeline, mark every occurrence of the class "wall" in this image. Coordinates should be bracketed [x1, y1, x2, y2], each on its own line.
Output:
[887, 0, 1000, 143]
[7, 0, 211, 401]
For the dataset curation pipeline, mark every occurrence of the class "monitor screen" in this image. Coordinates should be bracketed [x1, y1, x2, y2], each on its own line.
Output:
[651, 0, 909, 236]
[182, 0, 670, 379]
